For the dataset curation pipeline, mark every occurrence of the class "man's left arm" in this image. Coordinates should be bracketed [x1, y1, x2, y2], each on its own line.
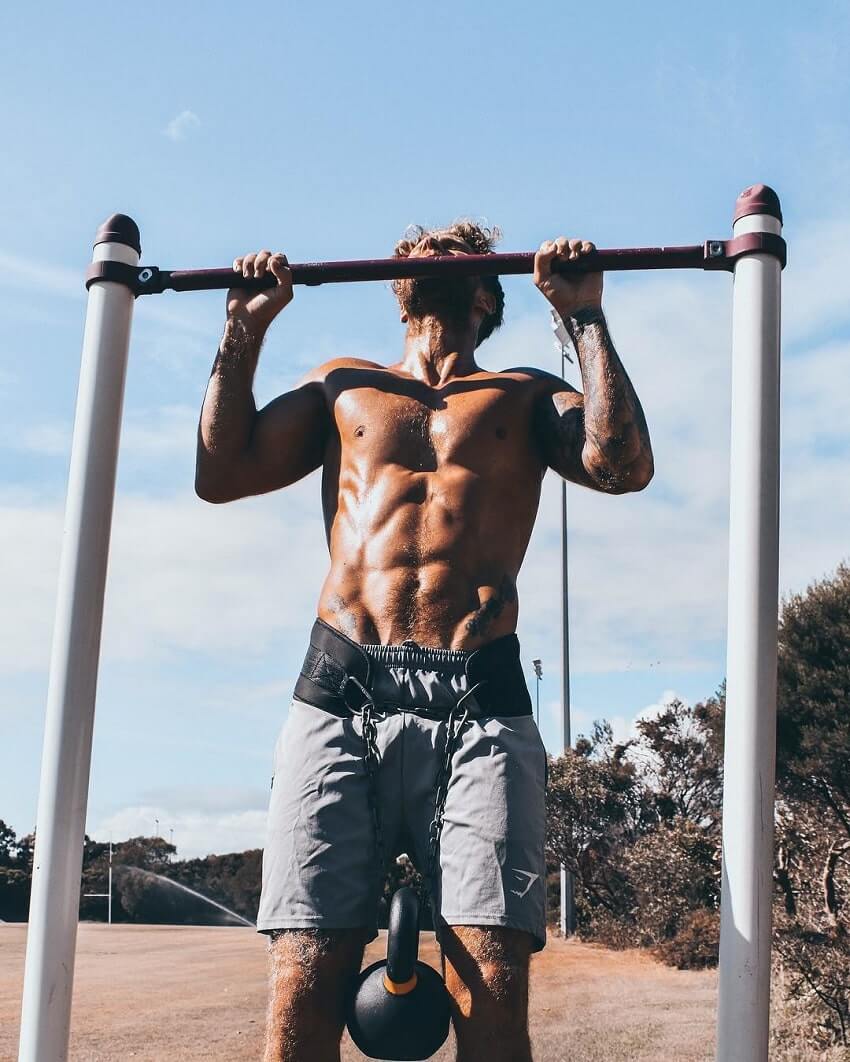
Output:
[533, 237, 654, 494]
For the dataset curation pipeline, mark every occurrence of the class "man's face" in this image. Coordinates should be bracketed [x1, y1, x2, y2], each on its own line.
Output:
[396, 231, 486, 329]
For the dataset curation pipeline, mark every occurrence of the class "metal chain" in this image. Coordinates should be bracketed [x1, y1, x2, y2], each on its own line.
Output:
[357, 700, 467, 909]
[355, 679, 477, 914]
[422, 706, 468, 906]
[359, 701, 387, 892]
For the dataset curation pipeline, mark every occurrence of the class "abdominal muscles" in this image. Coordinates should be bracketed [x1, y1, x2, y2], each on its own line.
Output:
[318, 460, 539, 649]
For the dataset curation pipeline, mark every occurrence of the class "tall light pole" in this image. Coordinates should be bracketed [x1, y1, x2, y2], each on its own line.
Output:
[552, 310, 576, 937]
[532, 659, 542, 726]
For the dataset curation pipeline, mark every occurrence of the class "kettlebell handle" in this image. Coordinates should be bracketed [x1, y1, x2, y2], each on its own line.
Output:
[385, 887, 421, 989]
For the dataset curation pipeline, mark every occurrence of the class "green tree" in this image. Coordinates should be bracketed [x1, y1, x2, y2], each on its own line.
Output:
[0, 822, 32, 920]
[112, 835, 176, 870]
[777, 563, 850, 840]
[622, 816, 720, 956]
[771, 564, 850, 1049]
[0, 821, 18, 867]
[631, 694, 724, 828]
[546, 720, 652, 931]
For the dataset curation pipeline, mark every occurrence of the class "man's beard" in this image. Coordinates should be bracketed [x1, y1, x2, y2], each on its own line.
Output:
[396, 274, 478, 329]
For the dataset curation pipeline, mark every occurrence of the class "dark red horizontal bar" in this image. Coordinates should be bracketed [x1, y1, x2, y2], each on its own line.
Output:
[84, 235, 785, 296]
[163, 246, 707, 292]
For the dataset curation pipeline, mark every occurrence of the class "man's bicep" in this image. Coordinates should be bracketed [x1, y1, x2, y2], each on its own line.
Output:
[534, 386, 597, 488]
[244, 381, 330, 494]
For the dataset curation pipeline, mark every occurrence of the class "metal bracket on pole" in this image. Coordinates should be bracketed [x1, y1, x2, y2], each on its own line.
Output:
[703, 232, 787, 271]
[84, 261, 167, 295]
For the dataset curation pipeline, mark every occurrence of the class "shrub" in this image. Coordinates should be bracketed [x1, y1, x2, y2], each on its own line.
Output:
[654, 908, 719, 970]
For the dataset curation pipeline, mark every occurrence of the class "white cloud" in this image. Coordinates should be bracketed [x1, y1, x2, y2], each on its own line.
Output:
[783, 339, 850, 450]
[0, 497, 63, 673]
[16, 422, 72, 458]
[0, 251, 82, 299]
[784, 216, 850, 343]
[0, 474, 329, 675]
[613, 689, 684, 748]
[138, 784, 269, 814]
[92, 804, 267, 860]
[163, 109, 200, 143]
[201, 677, 297, 714]
[12, 404, 200, 463]
[120, 404, 198, 459]
[96, 484, 328, 665]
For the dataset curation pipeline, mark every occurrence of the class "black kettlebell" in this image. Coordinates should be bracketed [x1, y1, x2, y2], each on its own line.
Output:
[346, 886, 452, 1060]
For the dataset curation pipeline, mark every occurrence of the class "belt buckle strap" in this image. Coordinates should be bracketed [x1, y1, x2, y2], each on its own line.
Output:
[455, 679, 486, 719]
[342, 674, 374, 715]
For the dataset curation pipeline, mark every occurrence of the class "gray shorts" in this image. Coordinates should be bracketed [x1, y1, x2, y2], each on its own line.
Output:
[257, 639, 548, 952]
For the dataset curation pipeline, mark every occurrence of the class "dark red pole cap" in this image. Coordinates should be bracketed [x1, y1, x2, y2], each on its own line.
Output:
[94, 214, 141, 255]
[734, 185, 782, 225]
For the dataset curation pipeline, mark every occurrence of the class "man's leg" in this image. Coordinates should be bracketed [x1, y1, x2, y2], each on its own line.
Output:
[264, 927, 369, 1062]
[440, 924, 535, 1062]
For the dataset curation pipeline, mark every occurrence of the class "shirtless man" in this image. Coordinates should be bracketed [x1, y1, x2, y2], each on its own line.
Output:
[195, 222, 653, 1062]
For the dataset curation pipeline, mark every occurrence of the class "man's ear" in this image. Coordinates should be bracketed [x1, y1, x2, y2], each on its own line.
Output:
[474, 287, 496, 317]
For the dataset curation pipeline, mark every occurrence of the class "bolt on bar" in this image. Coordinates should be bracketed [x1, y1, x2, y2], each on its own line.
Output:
[20, 188, 785, 1062]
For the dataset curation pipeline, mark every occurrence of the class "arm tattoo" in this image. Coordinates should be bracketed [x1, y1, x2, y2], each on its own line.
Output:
[198, 320, 262, 464]
[562, 311, 653, 491]
[535, 391, 587, 481]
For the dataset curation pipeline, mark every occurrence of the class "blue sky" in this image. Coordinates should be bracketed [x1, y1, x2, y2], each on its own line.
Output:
[2, 2, 849, 856]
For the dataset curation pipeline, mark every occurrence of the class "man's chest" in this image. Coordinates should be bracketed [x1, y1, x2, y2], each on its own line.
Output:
[331, 381, 534, 468]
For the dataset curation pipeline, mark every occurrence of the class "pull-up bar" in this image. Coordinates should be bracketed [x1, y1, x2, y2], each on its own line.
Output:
[18, 184, 785, 1062]
[84, 231, 786, 294]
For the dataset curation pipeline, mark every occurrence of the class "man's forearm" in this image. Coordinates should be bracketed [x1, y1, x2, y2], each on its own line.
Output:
[559, 304, 654, 490]
[197, 318, 264, 487]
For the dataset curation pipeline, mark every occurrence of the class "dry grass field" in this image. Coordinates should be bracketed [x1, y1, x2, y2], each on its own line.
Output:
[0, 923, 722, 1061]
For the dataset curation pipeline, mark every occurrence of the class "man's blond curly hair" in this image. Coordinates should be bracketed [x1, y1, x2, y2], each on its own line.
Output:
[392, 220, 505, 346]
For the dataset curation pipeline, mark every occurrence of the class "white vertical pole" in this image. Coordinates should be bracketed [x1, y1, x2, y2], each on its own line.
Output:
[107, 841, 113, 926]
[18, 216, 139, 1062]
[716, 186, 783, 1062]
[559, 433, 575, 933]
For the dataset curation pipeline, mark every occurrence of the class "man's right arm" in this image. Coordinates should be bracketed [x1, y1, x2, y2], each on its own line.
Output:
[195, 323, 329, 503]
[195, 249, 330, 503]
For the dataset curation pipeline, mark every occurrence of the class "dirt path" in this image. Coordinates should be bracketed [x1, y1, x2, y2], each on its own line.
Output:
[0, 924, 716, 1060]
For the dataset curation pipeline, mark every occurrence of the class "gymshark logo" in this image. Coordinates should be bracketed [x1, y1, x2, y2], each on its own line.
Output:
[509, 868, 539, 898]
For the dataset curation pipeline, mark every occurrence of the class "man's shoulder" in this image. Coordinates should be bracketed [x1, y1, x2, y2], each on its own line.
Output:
[499, 365, 577, 393]
[299, 356, 385, 386]
[499, 365, 555, 381]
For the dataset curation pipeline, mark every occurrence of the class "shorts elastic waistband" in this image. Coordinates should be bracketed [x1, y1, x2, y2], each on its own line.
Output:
[359, 641, 470, 672]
